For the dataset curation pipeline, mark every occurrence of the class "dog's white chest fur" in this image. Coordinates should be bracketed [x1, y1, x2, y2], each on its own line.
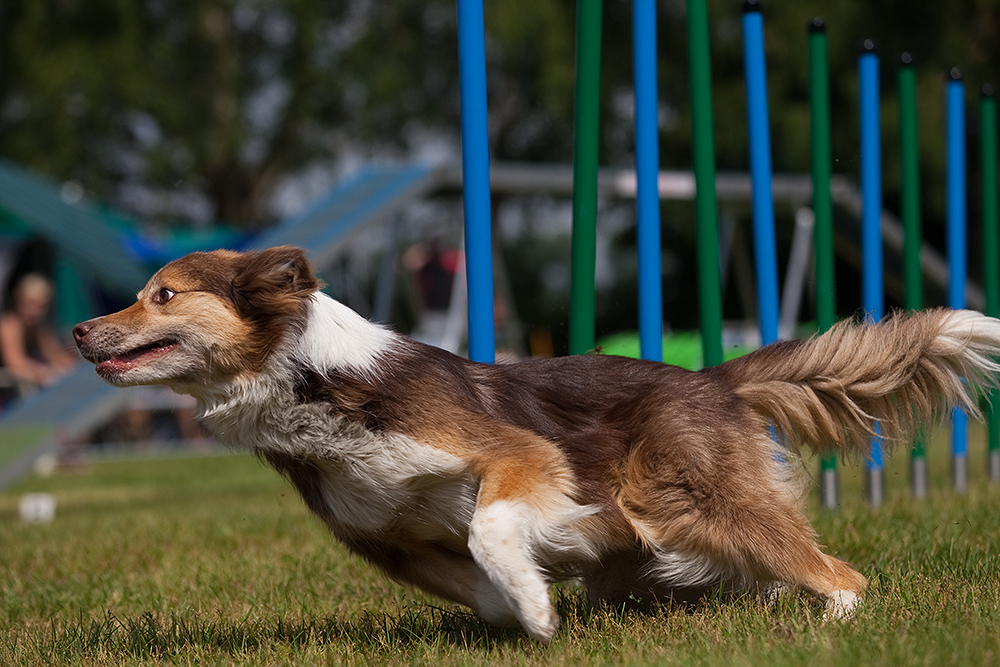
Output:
[199, 389, 475, 536]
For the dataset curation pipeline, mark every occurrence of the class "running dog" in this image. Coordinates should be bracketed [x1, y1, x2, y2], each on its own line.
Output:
[73, 246, 1000, 642]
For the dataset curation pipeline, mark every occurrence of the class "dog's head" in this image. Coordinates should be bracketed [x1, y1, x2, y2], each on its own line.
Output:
[74, 246, 319, 395]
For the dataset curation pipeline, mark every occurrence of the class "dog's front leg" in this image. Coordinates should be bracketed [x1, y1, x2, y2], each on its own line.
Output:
[468, 495, 560, 644]
[347, 537, 521, 628]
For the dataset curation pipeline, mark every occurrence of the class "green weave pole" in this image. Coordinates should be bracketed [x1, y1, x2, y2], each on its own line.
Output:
[899, 56, 923, 313]
[809, 19, 838, 508]
[686, 0, 723, 367]
[981, 85, 1000, 483]
[899, 54, 928, 497]
[569, 0, 603, 356]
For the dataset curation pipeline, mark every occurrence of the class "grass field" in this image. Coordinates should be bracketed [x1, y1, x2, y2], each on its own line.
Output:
[1, 427, 999, 666]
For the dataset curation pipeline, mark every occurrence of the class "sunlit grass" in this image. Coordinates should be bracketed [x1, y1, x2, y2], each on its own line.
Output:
[1, 424, 998, 666]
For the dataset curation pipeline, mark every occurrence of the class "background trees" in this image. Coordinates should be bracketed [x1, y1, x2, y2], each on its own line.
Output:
[5, 1, 996, 226]
[2, 1, 998, 346]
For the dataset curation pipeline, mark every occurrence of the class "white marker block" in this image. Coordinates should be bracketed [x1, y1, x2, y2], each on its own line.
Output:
[19, 493, 56, 523]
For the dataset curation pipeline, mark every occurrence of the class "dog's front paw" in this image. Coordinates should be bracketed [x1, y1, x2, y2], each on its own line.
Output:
[520, 601, 560, 644]
[476, 576, 560, 642]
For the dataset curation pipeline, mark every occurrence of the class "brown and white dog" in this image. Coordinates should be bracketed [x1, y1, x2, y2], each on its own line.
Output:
[73, 246, 1000, 642]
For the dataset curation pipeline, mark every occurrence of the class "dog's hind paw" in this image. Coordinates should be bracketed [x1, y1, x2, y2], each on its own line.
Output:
[822, 589, 860, 621]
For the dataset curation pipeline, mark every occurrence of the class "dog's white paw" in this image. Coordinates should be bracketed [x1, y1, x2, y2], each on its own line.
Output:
[475, 569, 560, 642]
[520, 600, 560, 644]
[823, 589, 860, 621]
[474, 576, 519, 627]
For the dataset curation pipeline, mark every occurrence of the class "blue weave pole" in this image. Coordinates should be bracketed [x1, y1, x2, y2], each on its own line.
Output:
[456, 0, 495, 363]
[860, 46, 884, 324]
[634, 0, 663, 362]
[859, 41, 884, 506]
[741, 0, 779, 346]
[947, 68, 968, 490]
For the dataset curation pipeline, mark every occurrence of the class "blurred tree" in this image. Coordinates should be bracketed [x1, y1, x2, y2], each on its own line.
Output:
[1, 0, 356, 226]
[0, 0, 580, 227]
[0, 0, 997, 246]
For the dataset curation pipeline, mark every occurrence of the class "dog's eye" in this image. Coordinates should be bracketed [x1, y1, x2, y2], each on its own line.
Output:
[153, 288, 176, 304]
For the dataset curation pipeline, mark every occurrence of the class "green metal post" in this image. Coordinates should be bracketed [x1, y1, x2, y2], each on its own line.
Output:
[686, 0, 723, 367]
[899, 53, 928, 497]
[569, 0, 603, 356]
[900, 56, 923, 312]
[981, 85, 1000, 483]
[810, 21, 835, 332]
[809, 19, 838, 508]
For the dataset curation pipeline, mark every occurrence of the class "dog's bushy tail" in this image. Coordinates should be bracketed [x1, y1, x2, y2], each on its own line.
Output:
[719, 309, 1000, 457]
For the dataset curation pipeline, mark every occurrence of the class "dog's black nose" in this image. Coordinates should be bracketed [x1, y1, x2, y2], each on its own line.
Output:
[73, 321, 94, 344]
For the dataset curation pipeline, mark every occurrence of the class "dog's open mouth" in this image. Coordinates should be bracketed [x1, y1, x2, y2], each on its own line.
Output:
[96, 338, 180, 374]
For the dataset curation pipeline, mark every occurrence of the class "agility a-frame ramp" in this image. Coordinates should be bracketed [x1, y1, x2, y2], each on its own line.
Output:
[0, 162, 441, 492]
[0, 159, 152, 300]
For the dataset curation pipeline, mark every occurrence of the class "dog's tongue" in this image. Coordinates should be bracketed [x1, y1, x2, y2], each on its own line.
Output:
[99, 341, 178, 373]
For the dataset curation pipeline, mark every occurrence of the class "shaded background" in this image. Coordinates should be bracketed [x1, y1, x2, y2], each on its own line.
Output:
[2, 0, 998, 355]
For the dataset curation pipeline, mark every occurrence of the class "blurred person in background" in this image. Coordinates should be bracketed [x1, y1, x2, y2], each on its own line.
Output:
[0, 273, 76, 394]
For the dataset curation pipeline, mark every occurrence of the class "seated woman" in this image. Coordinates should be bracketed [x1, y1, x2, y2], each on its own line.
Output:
[0, 274, 76, 395]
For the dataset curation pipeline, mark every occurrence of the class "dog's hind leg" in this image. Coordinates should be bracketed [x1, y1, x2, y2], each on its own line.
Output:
[751, 539, 868, 620]
[620, 427, 867, 619]
[671, 500, 867, 618]
[638, 500, 868, 619]
[582, 548, 710, 611]
[735, 526, 868, 620]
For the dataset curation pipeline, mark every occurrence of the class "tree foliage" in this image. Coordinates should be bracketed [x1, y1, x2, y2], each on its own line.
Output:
[0, 0, 575, 226]
[1, 0, 998, 234]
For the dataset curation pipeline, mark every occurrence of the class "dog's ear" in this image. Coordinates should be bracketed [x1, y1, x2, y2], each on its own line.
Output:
[232, 246, 320, 316]
[237, 246, 318, 292]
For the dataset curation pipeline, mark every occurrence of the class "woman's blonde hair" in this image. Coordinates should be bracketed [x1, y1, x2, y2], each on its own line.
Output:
[13, 273, 54, 306]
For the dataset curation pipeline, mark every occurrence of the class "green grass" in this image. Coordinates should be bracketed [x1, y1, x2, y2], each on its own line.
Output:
[0, 426, 55, 469]
[1, 428, 999, 666]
